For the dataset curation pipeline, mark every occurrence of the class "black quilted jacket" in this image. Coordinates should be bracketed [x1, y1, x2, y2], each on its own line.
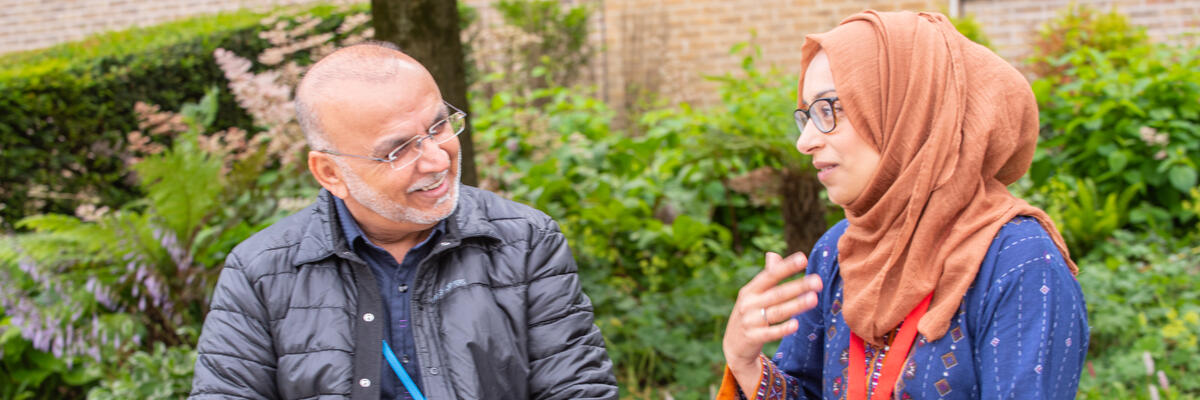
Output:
[189, 186, 617, 399]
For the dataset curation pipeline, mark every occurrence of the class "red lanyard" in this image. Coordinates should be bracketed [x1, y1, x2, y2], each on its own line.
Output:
[848, 292, 933, 400]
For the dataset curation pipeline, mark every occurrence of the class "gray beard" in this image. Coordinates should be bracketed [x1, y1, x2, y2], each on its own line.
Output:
[338, 151, 462, 225]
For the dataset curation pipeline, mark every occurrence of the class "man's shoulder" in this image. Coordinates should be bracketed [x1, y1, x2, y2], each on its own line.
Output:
[457, 185, 558, 235]
[225, 200, 327, 275]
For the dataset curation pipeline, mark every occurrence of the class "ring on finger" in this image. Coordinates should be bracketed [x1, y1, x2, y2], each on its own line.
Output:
[760, 307, 769, 325]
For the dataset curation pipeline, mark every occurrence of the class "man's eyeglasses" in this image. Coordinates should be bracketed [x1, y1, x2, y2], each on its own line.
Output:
[319, 101, 467, 171]
[793, 97, 840, 134]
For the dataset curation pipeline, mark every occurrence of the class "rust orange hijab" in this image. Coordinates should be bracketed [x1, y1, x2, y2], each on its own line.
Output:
[797, 11, 1078, 346]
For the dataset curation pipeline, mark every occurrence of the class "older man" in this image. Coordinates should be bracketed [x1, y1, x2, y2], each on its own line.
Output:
[189, 42, 617, 400]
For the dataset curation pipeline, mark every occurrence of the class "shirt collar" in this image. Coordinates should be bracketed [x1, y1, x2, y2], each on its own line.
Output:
[333, 196, 445, 252]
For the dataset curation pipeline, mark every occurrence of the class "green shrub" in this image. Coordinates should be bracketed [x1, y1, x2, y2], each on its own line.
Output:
[3, 5, 371, 396]
[701, 42, 834, 252]
[0, 3, 365, 230]
[469, 0, 593, 101]
[0, 313, 99, 399]
[1038, 176, 1142, 255]
[1027, 4, 1147, 82]
[471, 41, 816, 397]
[1076, 231, 1200, 399]
[950, 13, 993, 49]
[474, 86, 766, 398]
[1028, 7, 1200, 248]
[85, 342, 196, 400]
[1, 88, 314, 396]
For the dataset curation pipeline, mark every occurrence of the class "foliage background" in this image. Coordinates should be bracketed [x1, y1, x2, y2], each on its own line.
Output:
[1, 2, 1197, 399]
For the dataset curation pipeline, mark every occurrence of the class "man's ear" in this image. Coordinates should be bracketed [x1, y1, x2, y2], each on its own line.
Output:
[308, 151, 350, 199]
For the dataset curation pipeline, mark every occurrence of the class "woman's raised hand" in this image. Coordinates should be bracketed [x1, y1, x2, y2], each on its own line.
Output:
[722, 251, 824, 391]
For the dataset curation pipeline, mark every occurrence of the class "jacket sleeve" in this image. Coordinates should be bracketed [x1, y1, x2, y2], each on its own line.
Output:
[524, 219, 619, 400]
[189, 253, 280, 400]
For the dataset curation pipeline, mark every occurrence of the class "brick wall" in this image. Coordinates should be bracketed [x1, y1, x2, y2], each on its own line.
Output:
[962, 0, 1200, 62]
[4, 0, 1197, 108]
[463, 0, 1198, 111]
[0, 0, 321, 55]
[465, 0, 947, 112]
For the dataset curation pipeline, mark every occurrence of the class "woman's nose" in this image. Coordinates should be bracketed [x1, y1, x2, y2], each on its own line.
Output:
[795, 120, 823, 155]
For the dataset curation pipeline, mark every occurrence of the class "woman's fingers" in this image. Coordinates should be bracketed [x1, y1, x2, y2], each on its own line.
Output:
[743, 251, 809, 294]
[739, 288, 818, 329]
[723, 251, 820, 374]
[758, 274, 821, 307]
[744, 318, 801, 343]
[763, 291, 818, 324]
[738, 281, 805, 325]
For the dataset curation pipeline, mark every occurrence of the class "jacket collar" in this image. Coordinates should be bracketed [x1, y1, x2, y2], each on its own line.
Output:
[292, 185, 502, 267]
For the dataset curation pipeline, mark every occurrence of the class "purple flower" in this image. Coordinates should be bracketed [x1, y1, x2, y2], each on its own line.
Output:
[18, 258, 44, 284]
[95, 285, 117, 311]
[52, 335, 64, 358]
[158, 228, 193, 269]
[145, 274, 166, 307]
[31, 324, 51, 352]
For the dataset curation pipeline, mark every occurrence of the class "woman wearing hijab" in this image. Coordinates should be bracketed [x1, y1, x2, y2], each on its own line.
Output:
[719, 10, 1089, 400]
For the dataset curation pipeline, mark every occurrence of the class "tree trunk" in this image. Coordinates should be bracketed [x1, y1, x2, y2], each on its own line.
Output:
[780, 168, 827, 255]
[371, 0, 478, 186]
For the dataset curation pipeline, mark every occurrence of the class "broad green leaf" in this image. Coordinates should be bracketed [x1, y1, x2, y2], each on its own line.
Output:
[1168, 165, 1197, 193]
[1107, 150, 1128, 172]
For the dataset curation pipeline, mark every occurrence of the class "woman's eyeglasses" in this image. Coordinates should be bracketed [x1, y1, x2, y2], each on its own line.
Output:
[793, 97, 840, 134]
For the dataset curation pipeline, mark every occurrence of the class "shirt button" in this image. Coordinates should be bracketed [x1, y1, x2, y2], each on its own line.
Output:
[398, 284, 408, 293]
[402, 356, 410, 363]
[359, 378, 371, 387]
[429, 367, 440, 375]
[362, 313, 375, 322]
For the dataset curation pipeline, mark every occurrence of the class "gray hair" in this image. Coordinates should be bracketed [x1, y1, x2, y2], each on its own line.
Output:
[294, 41, 411, 151]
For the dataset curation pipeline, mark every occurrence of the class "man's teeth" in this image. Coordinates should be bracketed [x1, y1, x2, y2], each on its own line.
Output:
[419, 175, 444, 191]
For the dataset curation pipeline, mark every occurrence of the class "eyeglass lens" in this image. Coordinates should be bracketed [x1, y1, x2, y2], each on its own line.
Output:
[794, 98, 837, 134]
[385, 112, 467, 170]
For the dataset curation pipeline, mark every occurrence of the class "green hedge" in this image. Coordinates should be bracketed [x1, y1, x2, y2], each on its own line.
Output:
[1023, 6, 1200, 254]
[0, 3, 361, 230]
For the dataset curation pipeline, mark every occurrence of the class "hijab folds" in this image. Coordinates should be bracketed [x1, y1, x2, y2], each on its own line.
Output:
[797, 10, 1078, 346]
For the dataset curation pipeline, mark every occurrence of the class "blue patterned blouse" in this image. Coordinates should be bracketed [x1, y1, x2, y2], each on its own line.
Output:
[743, 216, 1089, 399]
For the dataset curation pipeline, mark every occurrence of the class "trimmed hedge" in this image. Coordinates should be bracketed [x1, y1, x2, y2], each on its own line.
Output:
[0, 4, 363, 229]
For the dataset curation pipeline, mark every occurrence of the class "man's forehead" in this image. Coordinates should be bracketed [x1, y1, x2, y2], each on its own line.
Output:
[318, 72, 440, 108]
[302, 49, 436, 98]
[315, 80, 440, 139]
[306, 45, 423, 77]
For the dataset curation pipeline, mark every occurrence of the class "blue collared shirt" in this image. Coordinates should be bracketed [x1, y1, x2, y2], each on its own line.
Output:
[335, 197, 443, 400]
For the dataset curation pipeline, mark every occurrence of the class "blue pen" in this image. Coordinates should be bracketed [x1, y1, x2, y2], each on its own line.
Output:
[382, 340, 426, 400]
